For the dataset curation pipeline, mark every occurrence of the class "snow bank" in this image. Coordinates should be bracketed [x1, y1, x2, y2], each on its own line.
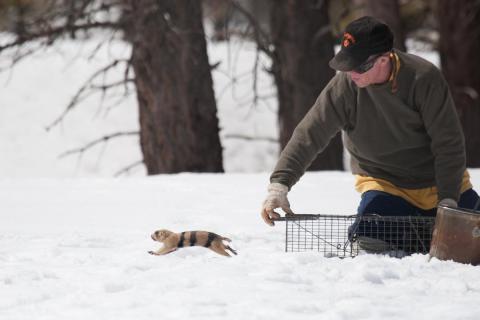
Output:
[1, 171, 480, 319]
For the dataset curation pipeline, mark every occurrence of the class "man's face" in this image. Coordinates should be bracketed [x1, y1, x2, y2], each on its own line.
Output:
[347, 54, 389, 88]
[348, 68, 377, 88]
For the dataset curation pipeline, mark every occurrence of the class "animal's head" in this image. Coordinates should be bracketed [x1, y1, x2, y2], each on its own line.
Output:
[151, 229, 173, 242]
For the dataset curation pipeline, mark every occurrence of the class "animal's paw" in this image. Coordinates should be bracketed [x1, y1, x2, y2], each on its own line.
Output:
[148, 251, 157, 255]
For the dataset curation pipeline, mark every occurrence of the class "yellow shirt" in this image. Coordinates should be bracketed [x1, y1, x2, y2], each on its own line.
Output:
[355, 171, 472, 210]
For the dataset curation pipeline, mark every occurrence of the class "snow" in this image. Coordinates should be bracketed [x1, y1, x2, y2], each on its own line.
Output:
[1, 34, 480, 319]
[1, 172, 480, 320]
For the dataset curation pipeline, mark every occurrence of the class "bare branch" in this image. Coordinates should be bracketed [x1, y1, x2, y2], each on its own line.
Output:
[92, 78, 135, 117]
[86, 29, 122, 61]
[251, 43, 260, 106]
[114, 160, 144, 177]
[123, 56, 134, 96]
[227, 0, 272, 56]
[101, 88, 135, 118]
[90, 78, 135, 92]
[45, 59, 132, 131]
[0, 21, 120, 53]
[0, 44, 40, 73]
[58, 131, 139, 159]
[223, 133, 277, 143]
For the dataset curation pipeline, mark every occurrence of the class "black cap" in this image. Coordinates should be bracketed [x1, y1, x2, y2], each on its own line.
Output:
[329, 16, 394, 72]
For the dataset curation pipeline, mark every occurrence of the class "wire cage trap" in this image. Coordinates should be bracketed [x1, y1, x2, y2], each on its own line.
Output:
[273, 214, 436, 258]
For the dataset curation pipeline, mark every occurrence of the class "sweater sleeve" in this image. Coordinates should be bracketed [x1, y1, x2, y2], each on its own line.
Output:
[415, 68, 466, 201]
[270, 74, 353, 189]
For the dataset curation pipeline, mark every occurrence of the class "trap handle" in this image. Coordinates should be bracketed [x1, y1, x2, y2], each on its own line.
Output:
[272, 213, 358, 221]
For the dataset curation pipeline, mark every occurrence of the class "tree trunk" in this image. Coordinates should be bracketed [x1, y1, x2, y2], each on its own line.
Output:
[124, 0, 223, 173]
[364, 0, 406, 51]
[270, 0, 343, 171]
[437, 0, 480, 167]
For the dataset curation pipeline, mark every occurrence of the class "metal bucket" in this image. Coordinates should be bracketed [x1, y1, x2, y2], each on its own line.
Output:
[429, 206, 480, 265]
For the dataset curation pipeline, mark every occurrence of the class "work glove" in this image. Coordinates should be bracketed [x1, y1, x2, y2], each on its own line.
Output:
[438, 198, 458, 208]
[261, 182, 294, 226]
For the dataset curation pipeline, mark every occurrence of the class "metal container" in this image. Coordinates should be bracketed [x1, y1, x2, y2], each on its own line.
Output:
[429, 206, 480, 265]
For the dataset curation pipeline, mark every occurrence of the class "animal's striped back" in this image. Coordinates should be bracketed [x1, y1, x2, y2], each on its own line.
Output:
[177, 231, 219, 248]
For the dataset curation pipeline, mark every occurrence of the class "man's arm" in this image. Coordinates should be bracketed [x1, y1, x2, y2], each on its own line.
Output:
[415, 68, 466, 202]
[270, 74, 353, 189]
[261, 75, 353, 226]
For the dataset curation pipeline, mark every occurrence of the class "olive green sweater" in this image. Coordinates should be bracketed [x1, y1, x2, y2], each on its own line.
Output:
[270, 50, 466, 202]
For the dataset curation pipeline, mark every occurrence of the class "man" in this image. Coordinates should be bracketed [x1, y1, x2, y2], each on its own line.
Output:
[261, 16, 479, 227]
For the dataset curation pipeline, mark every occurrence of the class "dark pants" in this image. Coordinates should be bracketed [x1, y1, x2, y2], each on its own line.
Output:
[350, 189, 480, 254]
[357, 188, 480, 216]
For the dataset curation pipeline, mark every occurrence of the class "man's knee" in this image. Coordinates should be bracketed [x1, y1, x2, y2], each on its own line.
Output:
[459, 189, 480, 210]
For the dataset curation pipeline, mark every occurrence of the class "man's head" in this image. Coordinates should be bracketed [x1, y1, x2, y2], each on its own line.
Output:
[329, 16, 394, 87]
[348, 52, 392, 88]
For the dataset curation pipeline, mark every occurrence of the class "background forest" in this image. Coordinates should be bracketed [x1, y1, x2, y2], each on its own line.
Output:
[1, 0, 479, 177]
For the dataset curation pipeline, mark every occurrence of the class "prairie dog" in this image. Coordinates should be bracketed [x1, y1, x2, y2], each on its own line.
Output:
[149, 229, 237, 257]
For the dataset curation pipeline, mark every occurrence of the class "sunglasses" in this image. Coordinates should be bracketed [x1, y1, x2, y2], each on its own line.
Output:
[352, 54, 382, 74]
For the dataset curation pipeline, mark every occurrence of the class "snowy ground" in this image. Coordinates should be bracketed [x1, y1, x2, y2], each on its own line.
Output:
[1, 34, 480, 319]
[1, 172, 480, 320]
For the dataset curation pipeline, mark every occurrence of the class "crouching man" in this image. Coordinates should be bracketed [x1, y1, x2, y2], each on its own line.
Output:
[261, 16, 479, 228]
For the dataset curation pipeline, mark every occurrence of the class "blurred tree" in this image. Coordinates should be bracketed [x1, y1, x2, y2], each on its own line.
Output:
[0, 0, 223, 174]
[270, 0, 343, 170]
[437, 0, 480, 167]
[203, 0, 343, 170]
[364, 0, 406, 51]
[203, 0, 232, 41]
[203, 0, 270, 41]
[123, 0, 223, 173]
[0, 0, 48, 35]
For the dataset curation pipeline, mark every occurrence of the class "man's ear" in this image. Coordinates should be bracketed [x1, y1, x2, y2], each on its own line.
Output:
[379, 56, 390, 65]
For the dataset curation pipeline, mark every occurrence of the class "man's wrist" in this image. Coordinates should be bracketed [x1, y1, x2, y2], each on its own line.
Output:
[268, 182, 289, 193]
